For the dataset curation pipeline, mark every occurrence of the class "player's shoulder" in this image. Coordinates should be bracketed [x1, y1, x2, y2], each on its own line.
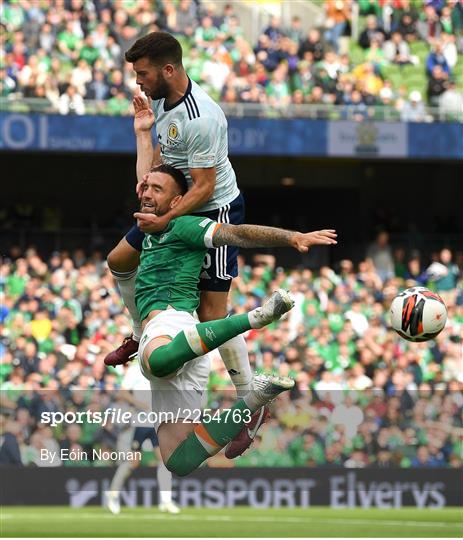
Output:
[172, 215, 213, 230]
[188, 80, 224, 121]
[171, 216, 216, 241]
[171, 215, 216, 248]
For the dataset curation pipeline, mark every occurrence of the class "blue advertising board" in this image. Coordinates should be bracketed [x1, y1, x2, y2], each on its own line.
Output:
[0, 113, 135, 153]
[0, 112, 462, 159]
[408, 122, 463, 159]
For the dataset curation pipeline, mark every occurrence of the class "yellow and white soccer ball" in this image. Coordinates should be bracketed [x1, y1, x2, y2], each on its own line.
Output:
[390, 287, 447, 342]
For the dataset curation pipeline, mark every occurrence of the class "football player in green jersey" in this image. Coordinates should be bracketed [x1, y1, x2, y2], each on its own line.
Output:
[132, 163, 337, 476]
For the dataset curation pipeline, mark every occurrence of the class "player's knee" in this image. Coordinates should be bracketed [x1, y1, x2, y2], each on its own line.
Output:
[107, 248, 128, 273]
[107, 242, 140, 274]
[106, 249, 117, 269]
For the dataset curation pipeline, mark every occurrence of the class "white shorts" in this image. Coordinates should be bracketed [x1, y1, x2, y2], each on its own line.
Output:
[138, 310, 211, 431]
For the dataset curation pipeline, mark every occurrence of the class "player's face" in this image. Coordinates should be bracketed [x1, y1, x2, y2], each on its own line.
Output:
[133, 57, 170, 100]
[141, 172, 181, 216]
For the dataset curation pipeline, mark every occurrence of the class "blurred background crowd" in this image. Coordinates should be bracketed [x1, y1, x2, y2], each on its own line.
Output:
[1, 241, 462, 468]
[2, 0, 463, 120]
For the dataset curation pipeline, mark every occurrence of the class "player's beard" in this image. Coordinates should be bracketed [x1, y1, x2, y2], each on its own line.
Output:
[148, 77, 170, 101]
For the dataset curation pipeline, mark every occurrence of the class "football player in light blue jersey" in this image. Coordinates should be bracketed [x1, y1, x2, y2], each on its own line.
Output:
[148, 77, 240, 212]
[104, 32, 260, 458]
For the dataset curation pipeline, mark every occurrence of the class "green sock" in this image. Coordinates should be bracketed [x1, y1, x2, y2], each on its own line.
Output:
[166, 400, 252, 477]
[198, 399, 252, 447]
[195, 313, 251, 350]
[166, 432, 210, 477]
[149, 313, 251, 378]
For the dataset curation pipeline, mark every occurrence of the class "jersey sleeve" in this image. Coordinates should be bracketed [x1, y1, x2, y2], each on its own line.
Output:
[174, 216, 221, 249]
[184, 116, 220, 169]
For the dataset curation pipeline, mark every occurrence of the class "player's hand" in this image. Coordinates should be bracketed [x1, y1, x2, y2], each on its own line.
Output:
[136, 173, 149, 200]
[133, 95, 155, 133]
[291, 230, 337, 253]
[133, 211, 171, 233]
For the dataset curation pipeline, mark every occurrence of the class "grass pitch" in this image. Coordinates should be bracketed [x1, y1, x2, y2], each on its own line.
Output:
[1, 506, 462, 537]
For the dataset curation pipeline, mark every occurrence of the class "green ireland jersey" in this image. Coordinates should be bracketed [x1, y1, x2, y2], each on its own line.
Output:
[135, 215, 219, 320]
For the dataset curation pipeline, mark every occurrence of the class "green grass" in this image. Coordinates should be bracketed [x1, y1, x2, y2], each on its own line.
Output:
[1, 506, 462, 537]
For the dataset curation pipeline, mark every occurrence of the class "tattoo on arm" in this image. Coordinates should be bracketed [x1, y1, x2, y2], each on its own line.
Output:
[213, 224, 296, 248]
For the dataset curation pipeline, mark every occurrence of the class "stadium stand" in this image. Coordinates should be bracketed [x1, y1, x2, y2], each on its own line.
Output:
[1, 0, 463, 120]
[1, 246, 462, 468]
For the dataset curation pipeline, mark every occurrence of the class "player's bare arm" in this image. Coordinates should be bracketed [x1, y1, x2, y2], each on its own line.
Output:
[133, 95, 161, 196]
[165, 166, 215, 218]
[212, 224, 338, 252]
[135, 167, 216, 233]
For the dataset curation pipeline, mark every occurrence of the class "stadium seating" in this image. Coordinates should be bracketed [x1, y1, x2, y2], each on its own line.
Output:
[2, 0, 462, 119]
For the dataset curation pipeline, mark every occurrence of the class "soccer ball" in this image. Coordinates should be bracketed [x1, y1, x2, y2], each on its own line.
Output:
[390, 287, 447, 342]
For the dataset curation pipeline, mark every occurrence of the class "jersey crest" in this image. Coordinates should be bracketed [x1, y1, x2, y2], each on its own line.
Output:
[167, 122, 179, 143]
[159, 232, 171, 243]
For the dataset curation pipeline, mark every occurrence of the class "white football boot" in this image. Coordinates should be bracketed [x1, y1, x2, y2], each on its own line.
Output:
[106, 491, 121, 515]
[249, 289, 295, 329]
[158, 500, 181, 514]
[250, 374, 295, 407]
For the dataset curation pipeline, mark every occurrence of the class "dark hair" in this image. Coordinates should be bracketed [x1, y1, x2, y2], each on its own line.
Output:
[150, 164, 188, 195]
[125, 32, 183, 67]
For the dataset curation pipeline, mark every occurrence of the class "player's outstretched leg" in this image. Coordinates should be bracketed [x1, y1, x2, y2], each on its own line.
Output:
[165, 374, 295, 477]
[148, 289, 294, 378]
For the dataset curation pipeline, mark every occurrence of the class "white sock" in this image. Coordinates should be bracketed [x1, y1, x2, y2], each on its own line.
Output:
[243, 390, 267, 412]
[157, 460, 173, 504]
[110, 267, 142, 341]
[218, 334, 252, 398]
[110, 461, 132, 492]
[248, 308, 266, 329]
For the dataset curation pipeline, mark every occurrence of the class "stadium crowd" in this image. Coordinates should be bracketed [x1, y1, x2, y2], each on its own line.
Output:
[1, 243, 462, 469]
[2, 0, 463, 119]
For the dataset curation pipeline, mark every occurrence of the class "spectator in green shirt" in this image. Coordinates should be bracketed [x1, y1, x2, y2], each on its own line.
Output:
[194, 16, 220, 51]
[266, 66, 291, 108]
[79, 36, 100, 66]
[434, 248, 459, 291]
[57, 21, 81, 60]
[289, 431, 326, 466]
[106, 90, 131, 116]
[359, 0, 382, 18]
[183, 47, 205, 83]
[6, 259, 28, 298]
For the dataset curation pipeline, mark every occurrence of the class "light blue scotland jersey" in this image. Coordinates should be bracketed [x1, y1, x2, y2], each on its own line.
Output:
[152, 79, 239, 212]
